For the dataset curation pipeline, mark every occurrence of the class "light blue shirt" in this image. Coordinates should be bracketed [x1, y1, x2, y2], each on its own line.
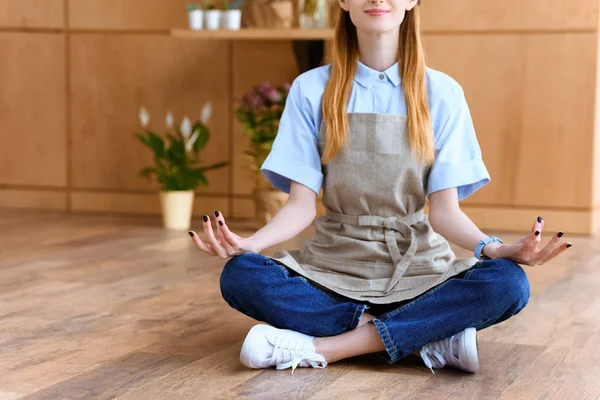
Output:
[260, 61, 490, 202]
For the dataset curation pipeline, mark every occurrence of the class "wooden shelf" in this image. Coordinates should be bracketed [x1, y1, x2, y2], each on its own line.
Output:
[171, 28, 334, 40]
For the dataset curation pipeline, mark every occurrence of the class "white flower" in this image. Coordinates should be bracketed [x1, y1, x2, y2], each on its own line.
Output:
[138, 106, 150, 127]
[200, 102, 212, 125]
[180, 116, 192, 139]
[186, 130, 200, 153]
[165, 111, 174, 128]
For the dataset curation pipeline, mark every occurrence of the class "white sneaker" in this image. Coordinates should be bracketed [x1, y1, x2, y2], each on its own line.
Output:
[240, 324, 327, 374]
[419, 327, 479, 374]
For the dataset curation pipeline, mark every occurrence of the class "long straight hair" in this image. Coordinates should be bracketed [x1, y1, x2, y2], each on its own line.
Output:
[321, 2, 435, 166]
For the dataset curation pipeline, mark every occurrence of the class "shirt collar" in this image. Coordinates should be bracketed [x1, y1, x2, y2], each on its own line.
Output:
[354, 60, 401, 88]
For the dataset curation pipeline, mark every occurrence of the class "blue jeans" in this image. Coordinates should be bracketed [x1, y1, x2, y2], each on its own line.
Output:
[220, 253, 530, 363]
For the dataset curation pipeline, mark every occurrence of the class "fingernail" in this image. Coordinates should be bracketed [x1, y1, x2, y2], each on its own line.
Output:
[219, 220, 223, 226]
[203, 215, 208, 222]
[566, 243, 572, 248]
[537, 216, 543, 223]
[558, 231, 564, 238]
[214, 210, 220, 217]
[188, 231, 194, 237]
[535, 231, 540, 236]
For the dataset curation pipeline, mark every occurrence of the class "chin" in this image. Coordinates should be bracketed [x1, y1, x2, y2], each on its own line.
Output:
[351, 16, 403, 35]
[355, 23, 400, 35]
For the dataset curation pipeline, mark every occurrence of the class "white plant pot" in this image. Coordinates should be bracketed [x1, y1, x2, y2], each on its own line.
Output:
[160, 190, 195, 230]
[222, 9, 242, 30]
[188, 10, 204, 30]
[205, 10, 221, 30]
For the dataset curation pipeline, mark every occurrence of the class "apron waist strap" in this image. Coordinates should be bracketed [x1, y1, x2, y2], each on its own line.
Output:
[325, 209, 426, 230]
[325, 209, 427, 295]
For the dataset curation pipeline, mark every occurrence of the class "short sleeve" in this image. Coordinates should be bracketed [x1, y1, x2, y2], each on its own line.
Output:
[260, 79, 323, 195]
[427, 85, 490, 201]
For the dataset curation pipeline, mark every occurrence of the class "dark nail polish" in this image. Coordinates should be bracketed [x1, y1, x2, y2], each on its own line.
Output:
[566, 243, 572, 248]
[219, 220, 223, 226]
[558, 231, 564, 238]
[537, 216, 542, 223]
[535, 231, 540, 236]
[214, 210, 220, 217]
[188, 231, 194, 237]
[203, 215, 208, 222]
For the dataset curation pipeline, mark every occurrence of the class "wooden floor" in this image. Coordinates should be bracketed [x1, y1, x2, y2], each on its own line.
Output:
[1, 209, 599, 399]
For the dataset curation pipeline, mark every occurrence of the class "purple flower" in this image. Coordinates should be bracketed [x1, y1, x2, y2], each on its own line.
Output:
[265, 87, 282, 102]
[283, 82, 291, 92]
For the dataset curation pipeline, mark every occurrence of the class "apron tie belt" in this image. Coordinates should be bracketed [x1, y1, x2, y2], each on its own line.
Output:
[325, 209, 427, 295]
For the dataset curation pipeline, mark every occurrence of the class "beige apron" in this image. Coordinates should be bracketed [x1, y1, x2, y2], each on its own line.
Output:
[269, 113, 479, 304]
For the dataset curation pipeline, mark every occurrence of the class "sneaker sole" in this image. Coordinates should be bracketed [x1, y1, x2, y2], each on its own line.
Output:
[461, 327, 480, 373]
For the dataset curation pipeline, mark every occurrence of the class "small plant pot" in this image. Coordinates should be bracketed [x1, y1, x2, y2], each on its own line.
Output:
[222, 9, 242, 30]
[205, 10, 221, 30]
[188, 9, 204, 30]
[160, 190, 195, 230]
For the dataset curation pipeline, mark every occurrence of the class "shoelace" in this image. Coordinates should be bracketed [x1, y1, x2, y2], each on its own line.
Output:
[268, 336, 327, 375]
[419, 334, 458, 375]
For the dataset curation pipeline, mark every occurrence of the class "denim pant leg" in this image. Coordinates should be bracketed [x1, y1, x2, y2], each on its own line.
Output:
[220, 253, 368, 338]
[369, 258, 531, 363]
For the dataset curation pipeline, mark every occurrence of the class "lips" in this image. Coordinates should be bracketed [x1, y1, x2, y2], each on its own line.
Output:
[365, 9, 390, 16]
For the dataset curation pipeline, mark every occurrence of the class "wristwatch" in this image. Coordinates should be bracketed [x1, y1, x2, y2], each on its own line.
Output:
[474, 236, 503, 260]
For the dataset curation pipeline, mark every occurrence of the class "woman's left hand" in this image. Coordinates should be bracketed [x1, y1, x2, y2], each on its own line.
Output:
[482, 217, 572, 266]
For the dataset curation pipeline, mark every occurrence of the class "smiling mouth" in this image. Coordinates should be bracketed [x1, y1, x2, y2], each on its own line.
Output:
[365, 10, 390, 16]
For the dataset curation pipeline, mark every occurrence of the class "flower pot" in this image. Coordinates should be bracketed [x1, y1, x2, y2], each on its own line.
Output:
[160, 190, 195, 230]
[188, 9, 204, 30]
[205, 10, 221, 30]
[253, 187, 288, 228]
[222, 9, 242, 30]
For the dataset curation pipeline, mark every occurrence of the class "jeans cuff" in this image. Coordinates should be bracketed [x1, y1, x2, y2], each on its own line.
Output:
[350, 304, 368, 329]
[370, 319, 400, 364]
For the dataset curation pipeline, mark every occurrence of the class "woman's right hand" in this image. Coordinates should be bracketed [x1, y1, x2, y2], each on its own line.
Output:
[188, 209, 259, 259]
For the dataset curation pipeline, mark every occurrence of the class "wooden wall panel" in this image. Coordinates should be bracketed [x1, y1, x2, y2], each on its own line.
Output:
[420, 0, 599, 31]
[231, 41, 298, 196]
[594, 32, 600, 208]
[424, 33, 597, 209]
[0, 33, 66, 186]
[0, 0, 64, 29]
[69, 34, 230, 194]
[69, 0, 198, 30]
[0, 189, 67, 210]
[71, 192, 229, 217]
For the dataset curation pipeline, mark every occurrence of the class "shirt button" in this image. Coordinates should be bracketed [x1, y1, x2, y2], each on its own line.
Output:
[379, 74, 385, 80]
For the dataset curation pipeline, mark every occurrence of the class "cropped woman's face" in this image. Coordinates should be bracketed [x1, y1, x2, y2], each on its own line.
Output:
[338, 0, 418, 34]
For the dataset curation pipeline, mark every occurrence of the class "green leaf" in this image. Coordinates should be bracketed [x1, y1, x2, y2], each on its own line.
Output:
[146, 131, 166, 158]
[192, 123, 209, 153]
[138, 167, 156, 181]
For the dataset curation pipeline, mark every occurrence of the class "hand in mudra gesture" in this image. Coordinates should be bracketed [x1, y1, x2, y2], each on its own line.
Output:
[483, 217, 572, 266]
[189, 210, 258, 259]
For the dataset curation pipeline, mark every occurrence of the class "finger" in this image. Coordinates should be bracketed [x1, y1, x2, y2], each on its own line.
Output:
[539, 242, 572, 265]
[203, 214, 228, 258]
[213, 210, 241, 250]
[532, 216, 545, 233]
[214, 219, 235, 254]
[218, 219, 242, 249]
[188, 230, 217, 256]
[531, 231, 564, 265]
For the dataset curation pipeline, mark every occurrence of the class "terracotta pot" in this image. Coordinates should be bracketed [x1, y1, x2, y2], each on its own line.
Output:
[159, 190, 195, 230]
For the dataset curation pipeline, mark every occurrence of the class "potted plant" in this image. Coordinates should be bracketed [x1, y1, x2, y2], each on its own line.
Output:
[221, 0, 243, 30]
[235, 81, 292, 226]
[135, 104, 228, 230]
[204, 0, 220, 30]
[186, 3, 204, 30]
